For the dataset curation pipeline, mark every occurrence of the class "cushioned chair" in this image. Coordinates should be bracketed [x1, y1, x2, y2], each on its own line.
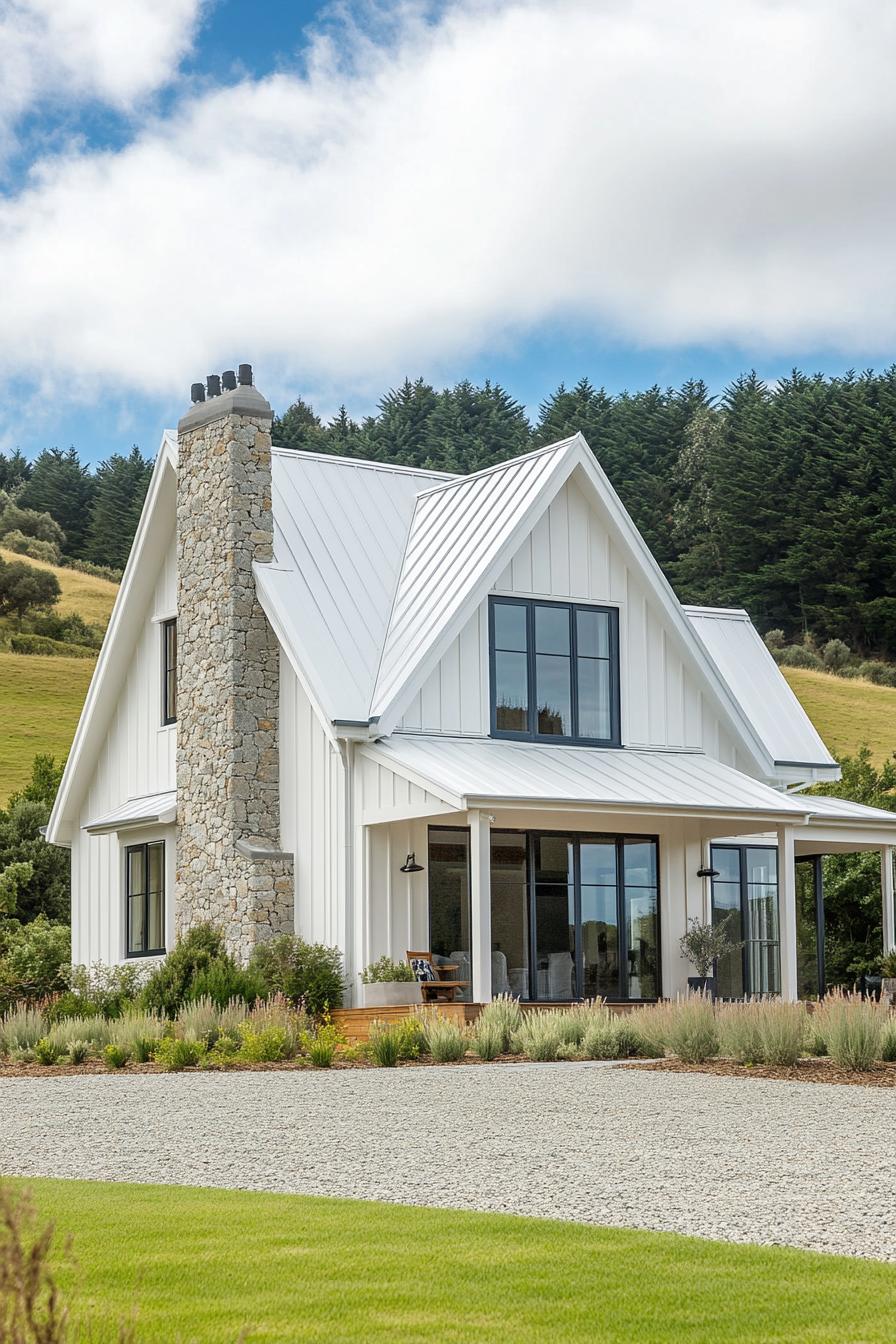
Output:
[407, 951, 469, 1003]
[491, 950, 510, 997]
[548, 951, 575, 1000]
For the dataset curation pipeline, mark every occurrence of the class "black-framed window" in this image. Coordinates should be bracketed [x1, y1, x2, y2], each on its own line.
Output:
[161, 618, 177, 725]
[711, 845, 780, 997]
[428, 825, 659, 1003]
[126, 841, 165, 957]
[489, 597, 620, 745]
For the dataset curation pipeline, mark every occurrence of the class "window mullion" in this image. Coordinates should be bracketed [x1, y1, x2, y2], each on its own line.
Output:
[570, 604, 579, 739]
[527, 600, 536, 738]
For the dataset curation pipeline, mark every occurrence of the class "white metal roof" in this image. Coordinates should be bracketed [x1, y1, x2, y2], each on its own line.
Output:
[84, 790, 176, 835]
[684, 607, 837, 770]
[370, 440, 577, 721]
[258, 449, 453, 723]
[363, 736, 811, 818]
[801, 794, 896, 825]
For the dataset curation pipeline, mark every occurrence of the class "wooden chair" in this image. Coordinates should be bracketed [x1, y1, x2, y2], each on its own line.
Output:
[406, 950, 470, 1003]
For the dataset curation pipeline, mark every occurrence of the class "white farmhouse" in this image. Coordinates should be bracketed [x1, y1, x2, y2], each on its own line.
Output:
[46, 370, 896, 1004]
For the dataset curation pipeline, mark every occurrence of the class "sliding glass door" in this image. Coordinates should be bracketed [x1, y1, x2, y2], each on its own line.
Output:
[711, 845, 780, 998]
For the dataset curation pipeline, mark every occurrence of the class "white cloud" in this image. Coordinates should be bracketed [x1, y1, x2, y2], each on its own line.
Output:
[1, 0, 895, 411]
[0, 0, 204, 142]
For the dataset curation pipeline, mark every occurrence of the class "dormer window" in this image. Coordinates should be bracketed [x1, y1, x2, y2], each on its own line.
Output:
[161, 618, 177, 725]
[489, 597, 620, 746]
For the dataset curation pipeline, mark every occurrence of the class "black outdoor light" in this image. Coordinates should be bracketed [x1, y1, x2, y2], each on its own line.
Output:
[400, 852, 424, 874]
[697, 866, 720, 879]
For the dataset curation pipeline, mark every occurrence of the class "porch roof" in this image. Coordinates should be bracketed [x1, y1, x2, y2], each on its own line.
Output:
[83, 790, 176, 835]
[363, 736, 812, 821]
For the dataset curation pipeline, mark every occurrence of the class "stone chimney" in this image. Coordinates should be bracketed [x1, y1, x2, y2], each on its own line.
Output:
[175, 365, 293, 961]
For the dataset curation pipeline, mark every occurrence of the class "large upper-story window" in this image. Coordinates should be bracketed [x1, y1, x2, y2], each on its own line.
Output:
[489, 597, 620, 745]
[161, 618, 177, 725]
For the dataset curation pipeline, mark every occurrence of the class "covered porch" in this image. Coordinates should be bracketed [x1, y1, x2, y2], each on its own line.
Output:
[348, 736, 886, 1006]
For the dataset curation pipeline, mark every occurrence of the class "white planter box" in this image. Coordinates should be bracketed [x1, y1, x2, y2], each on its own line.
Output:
[360, 981, 423, 1008]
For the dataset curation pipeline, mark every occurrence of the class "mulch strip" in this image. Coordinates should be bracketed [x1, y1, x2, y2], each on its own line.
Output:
[623, 1056, 896, 1088]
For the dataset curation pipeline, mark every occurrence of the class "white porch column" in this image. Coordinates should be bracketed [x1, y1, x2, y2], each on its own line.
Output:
[468, 809, 492, 1004]
[777, 825, 798, 1001]
[882, 846, 895, 954]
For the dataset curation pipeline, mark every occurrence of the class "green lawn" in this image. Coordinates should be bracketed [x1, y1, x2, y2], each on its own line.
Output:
[11, 1178, 896, 1343]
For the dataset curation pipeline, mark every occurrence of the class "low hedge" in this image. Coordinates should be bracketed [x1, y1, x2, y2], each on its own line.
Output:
[9, 634, 96, 658]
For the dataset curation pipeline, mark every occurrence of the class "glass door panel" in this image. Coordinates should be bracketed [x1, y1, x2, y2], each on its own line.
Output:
[533, 834, 575, 1000]
[490, 832, 529, 999]
[796, 860, 820, 999]
[711, 847, 745, 999]
[428, 829, 472, 1000]
[580, 841, 617, 999]
[746, 847, 779, 995]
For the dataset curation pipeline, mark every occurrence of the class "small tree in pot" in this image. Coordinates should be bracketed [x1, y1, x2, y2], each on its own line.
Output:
[359, 956, 422, 1008]
[679, 917, 742, 999]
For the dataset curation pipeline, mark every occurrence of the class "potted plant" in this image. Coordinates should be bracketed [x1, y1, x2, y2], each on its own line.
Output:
[359, 956, 423, 1008]
[880, 951, 896, 1006]
[679, 918, 742, 999]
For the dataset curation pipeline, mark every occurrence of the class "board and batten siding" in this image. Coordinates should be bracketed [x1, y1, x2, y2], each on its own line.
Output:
[279, 654, 346, 952]
[400, 477, 745, 771]
[71, 534, 177, 967]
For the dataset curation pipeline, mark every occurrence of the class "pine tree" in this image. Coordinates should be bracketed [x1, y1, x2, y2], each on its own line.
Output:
[360, 378, 439, 465]
[0, 450, 31, 494]
[272, 398, 327, 453]
[85, 446, 153, 570]
[18, 447, 95, 558]
[422, 380, 530, 473]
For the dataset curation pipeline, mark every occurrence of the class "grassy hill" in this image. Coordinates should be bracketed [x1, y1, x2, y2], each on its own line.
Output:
[0, 548, 118, 627]
[782, 667, 896, 767]
[0, 553, 117, 803]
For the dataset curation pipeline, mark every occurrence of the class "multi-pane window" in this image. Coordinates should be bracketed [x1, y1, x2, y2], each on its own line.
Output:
[489, 598, 619, 745]
[711, 845, 780, 997]
[126, 841, 165, 957]
[162, 618, 177, 725]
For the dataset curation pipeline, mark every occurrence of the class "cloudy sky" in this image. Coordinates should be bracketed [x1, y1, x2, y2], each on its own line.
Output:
[1, 0, 894, 463]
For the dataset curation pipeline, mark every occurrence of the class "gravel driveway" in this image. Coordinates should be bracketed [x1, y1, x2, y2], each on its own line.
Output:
[1, 1063, 893, 1260]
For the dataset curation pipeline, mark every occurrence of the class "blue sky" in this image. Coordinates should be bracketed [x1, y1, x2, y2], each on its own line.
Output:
[1, 0, 893, 465]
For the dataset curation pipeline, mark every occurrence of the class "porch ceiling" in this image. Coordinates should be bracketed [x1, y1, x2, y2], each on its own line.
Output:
[362, 736, 812, 823]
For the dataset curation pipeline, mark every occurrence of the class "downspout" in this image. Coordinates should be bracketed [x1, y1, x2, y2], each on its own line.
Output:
[336, 737, 355, 996]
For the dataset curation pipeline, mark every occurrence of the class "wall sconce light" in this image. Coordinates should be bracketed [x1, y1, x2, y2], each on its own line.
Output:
[697, 867, 719, 879]
[400, 852, 424, 874]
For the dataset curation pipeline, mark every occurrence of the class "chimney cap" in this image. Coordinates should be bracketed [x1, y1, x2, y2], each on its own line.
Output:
[238, 364, 253, 386]
[222, 370, 237, 392]
[190, 382, 206, 404]
[206, 374, 221, 398]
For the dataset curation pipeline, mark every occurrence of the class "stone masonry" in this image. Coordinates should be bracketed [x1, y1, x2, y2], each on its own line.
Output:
[175, 374, 294, 960]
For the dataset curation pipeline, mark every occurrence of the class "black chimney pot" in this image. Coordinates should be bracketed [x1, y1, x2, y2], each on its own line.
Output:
[221, 369, 237, 392]
[238, 364, 253, 386]
[206, 374, 221, 398]
[191, 382, 206, 404]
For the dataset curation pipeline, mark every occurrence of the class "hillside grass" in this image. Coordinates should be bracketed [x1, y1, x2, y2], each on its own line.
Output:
[0, 651, 95, 803]
[0, 546, 118, 628]
[10, 1178, 896, 1344]
[783, 666, 896, 766]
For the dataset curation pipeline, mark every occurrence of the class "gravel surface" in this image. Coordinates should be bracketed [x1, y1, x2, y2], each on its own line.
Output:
[1, 1063, 893, 1260]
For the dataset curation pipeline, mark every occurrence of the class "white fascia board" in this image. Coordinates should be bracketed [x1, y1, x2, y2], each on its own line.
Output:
[46, 432, 177, 846]
[253, 562, 338, 748]
[372, 441, 582, 737]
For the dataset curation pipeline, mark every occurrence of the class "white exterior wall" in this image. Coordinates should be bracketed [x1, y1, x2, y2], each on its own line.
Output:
[279, 655, 347, 952]
[71, 533, 177, 966]
[400, 479, 745, 770]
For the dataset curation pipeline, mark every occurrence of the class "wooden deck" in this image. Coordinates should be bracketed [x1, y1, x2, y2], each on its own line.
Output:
[331, 999, 642, 1043]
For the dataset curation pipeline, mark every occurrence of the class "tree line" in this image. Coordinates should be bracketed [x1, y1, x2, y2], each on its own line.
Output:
[4, 365, 895, 656]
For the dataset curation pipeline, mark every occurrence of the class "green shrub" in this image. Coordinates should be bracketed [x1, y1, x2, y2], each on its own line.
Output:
[306, 1031, 337, 1067]
[0, 1003, 47, 1053]
[665, 994, 719, 1064]
[756, 1002, 806, 1066]
[470, 1014, 504, 1061]
[857, 660, 896, 688]
[718, 1002, 764, 1063]
[108, 1011, 164, 1058]
[0, 917, 70, 1010]
[9, 633, 95, 658]
[360, 956, 415, 984]
[46, 1015, 111, 1054]
[880, 1016, 896, 1062]
[237, 1024, 290, 1063]
[0, 529, 61, 565]
[63, 557, 123, 582]
[418, 1010, 467, 1063]
[367, 1021, 403, 1067]
[614, 1017, 648, 1058]
[816, 993, 882, 1070]
[140, 924, 260, 1017]
[52, 962, 146, 1021]
[33, 1036, 61, 1065]
[102, 1043, 130, 1070]
[822, 639, 851, 671]
[155, 1035, 207, 1071]
[477, 994, 522, 1053]
[514, 1010, 563, 1062]
[582, 1019, 622, 1060]
[777, 645, 823, 670]
[67, 1040, 90, 1064]
[175, 995, 222, 1045]
[249, 935, 344, 1015]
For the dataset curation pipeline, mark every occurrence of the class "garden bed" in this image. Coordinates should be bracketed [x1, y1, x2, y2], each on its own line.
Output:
[0, 1051, 552, 1078]
[625, 1057, 896, 1088]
